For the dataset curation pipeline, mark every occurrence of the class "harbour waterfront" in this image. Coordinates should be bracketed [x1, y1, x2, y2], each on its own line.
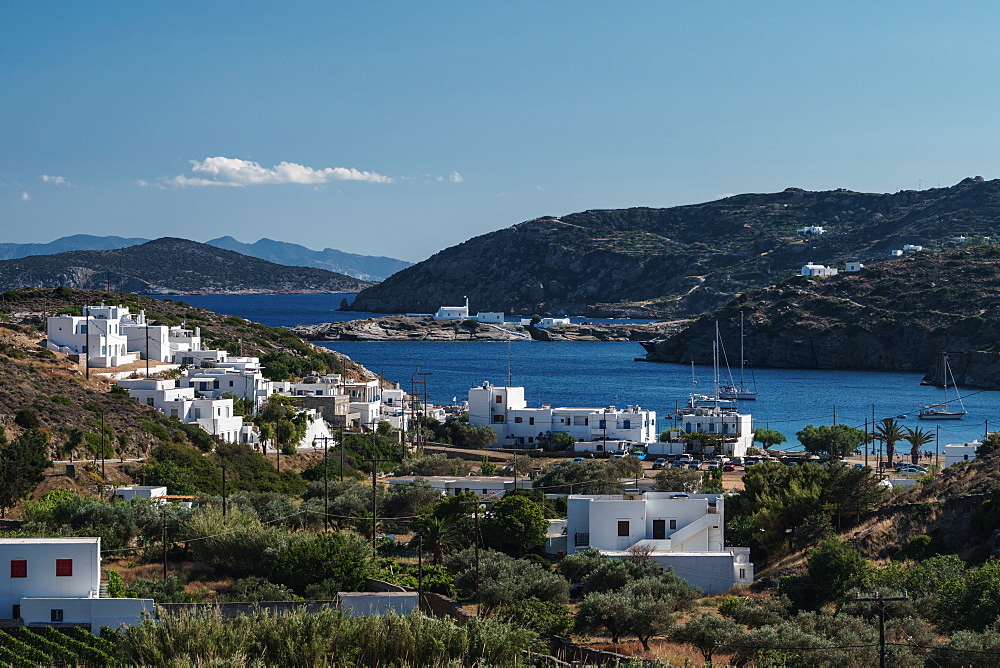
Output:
[323, 340, 1000, 452]
[163, 294, 999, 451]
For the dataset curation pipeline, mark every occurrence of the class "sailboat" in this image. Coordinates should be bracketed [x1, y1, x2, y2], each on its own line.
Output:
[918, 354, 967, 420]
[719, 312, 758, 400]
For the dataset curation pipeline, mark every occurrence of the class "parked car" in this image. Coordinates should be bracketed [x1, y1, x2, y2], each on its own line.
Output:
[572, 457, 585, 463]
[652, 458, 667, 470]
[730, 456, 744, 466]
[723, 463, 735, 472]
[687, 462, 701, 470]
[672, 460, 688, 468]
[707, 462, 720, 470]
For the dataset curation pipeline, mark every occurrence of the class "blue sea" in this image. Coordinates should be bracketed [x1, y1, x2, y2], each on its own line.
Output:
[160, 294, 1000, 450]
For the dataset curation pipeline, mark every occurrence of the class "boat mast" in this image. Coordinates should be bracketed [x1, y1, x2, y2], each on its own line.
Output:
[740, 311, 746, 391]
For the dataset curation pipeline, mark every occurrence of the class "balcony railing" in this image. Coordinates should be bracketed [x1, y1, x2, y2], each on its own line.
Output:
[574, 532, 590, 547]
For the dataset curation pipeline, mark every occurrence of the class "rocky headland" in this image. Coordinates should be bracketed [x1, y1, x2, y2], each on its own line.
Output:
[291, 315, 686, 342]
[639, 246, 1000, 389]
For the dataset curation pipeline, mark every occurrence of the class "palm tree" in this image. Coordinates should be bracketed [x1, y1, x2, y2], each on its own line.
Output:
[413, 515, 462, 565]
[904, 426, 934, 465]
[875, 418, 905, 468]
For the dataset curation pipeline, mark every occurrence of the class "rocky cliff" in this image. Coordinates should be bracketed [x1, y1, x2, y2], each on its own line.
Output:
[641, 246, 1000, 387]
[349, 177, 1000, 317]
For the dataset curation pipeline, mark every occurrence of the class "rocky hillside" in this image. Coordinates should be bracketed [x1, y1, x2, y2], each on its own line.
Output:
[349, 176, 1000, 317]
[641, 246, 1000, 386]
[0, 238, 374, 294]
[0, 287, 375, 459]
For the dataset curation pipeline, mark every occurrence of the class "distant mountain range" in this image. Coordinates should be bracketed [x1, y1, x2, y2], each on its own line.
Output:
[0, 235, 410, 282]
[204, 236, 410, 282]
[348, 176, 1000, 317]
[0, 238, 374, 294]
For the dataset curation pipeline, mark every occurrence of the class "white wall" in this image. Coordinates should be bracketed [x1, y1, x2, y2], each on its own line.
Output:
[0, 538, 101, 619]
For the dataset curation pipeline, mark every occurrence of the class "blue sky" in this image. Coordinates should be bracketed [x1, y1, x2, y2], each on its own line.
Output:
[3, 2, 1000, 262]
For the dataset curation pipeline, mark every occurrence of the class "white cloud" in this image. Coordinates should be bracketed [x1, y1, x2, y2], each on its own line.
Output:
[40, 174, 68, 186]
[449, 171, 464, 183]
[21, 191, 30, 201]
[165, 156, 392, 187]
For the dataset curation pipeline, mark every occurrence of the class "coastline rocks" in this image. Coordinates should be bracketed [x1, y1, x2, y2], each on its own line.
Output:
[292, 315, 687, 343]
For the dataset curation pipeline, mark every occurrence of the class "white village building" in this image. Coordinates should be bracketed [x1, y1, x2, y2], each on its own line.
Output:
[116, 378, 251, 444]
[0, 537, 154, 634]
[796, 226, 826, 235]
[903, 244, 923, 253]
[648, 399, 753, 459]
[566, 492, 753, 594]
[845, 261, 864, 272]
[801, 262, 838, 277]
[389, 476, 534, 498]
[46, 305, 139, 368]
[468, 383, 657, 448]
[945, 442, 979, 467]
[434, 298, 471, 321]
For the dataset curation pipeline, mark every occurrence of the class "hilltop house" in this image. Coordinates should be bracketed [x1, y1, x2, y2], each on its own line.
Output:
[0, 537, 154, 634]
[903, 244, 923, 253]
[46, 305, 139, 368]
[845, 261, 864, 272]
[796, 226, 826, 235]
[566, 492, 753, 594]
[801, 262, 838, 277]
[468, 383, 657, 447]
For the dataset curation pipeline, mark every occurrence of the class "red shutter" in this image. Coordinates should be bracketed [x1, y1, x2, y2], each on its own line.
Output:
[55, 559, 73, 577]
[10, 560, 26, 578]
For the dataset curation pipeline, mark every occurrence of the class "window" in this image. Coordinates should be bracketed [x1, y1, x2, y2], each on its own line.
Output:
[739, 568, 746, 579]
[229, 381, 234, 387]
[146, 398, 154, 406]
[12, 605, 19, 619]
[55, 559, 72, 577]
[669, 519, 677, 530]
[496, 395, 503, 404]
[492, 415, 505, 423]
[514, 417, 522, 423]
[51, 609, 63, 622]
[617, 520, 629, 537]
[529, 417, 534, 425]
[623, 419, 631, 429]
[10, 560, 26, 578]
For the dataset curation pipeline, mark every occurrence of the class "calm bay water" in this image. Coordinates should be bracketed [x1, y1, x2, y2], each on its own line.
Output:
[160, 294, 1000, 450]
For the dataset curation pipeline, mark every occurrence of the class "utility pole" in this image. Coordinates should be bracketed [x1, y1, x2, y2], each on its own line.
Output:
[855, 593, 908, 668]
[864, 418, 869, 468]
[162, 505, 168, 580]
[144, 314, 150, 377]
[85, 303, 91, 380]
[221, 466, 227, 517]
[935, 425, 940, 470]
[100, 410, 106, 482]
[314, 437, 332, 531]
[339, 427, 345, 483]
[417, 535, 423, 613]
[459, 498, 497, 616]
[362, 454, 391, 558]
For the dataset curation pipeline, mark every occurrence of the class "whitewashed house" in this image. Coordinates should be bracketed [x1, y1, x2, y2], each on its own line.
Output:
[116, 378, 246, 443]
[903, 244, 923, 253]
[945, 442, 979, 467]
[178, 367, 272, 409]
[796, 226, 826, 235]
[801, 263, 838, 277]
[113, 486, 167, 502]
[648, 400, 753, 459]
[46, 305, 139, 368]
[468, 383, 657, 448]
[388, 475, 533, 498]
[566, 492, 753, 594]
[845, 261, 864, 272]
[475, 312, 505, 323]
[0, 537, 154, 634]
[434, 298, 470, 321]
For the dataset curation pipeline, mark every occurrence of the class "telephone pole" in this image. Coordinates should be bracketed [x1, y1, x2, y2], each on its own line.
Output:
[855, 593, 908, 668]
[459, 498, 497, 616]
[362, 455, 391, 558]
